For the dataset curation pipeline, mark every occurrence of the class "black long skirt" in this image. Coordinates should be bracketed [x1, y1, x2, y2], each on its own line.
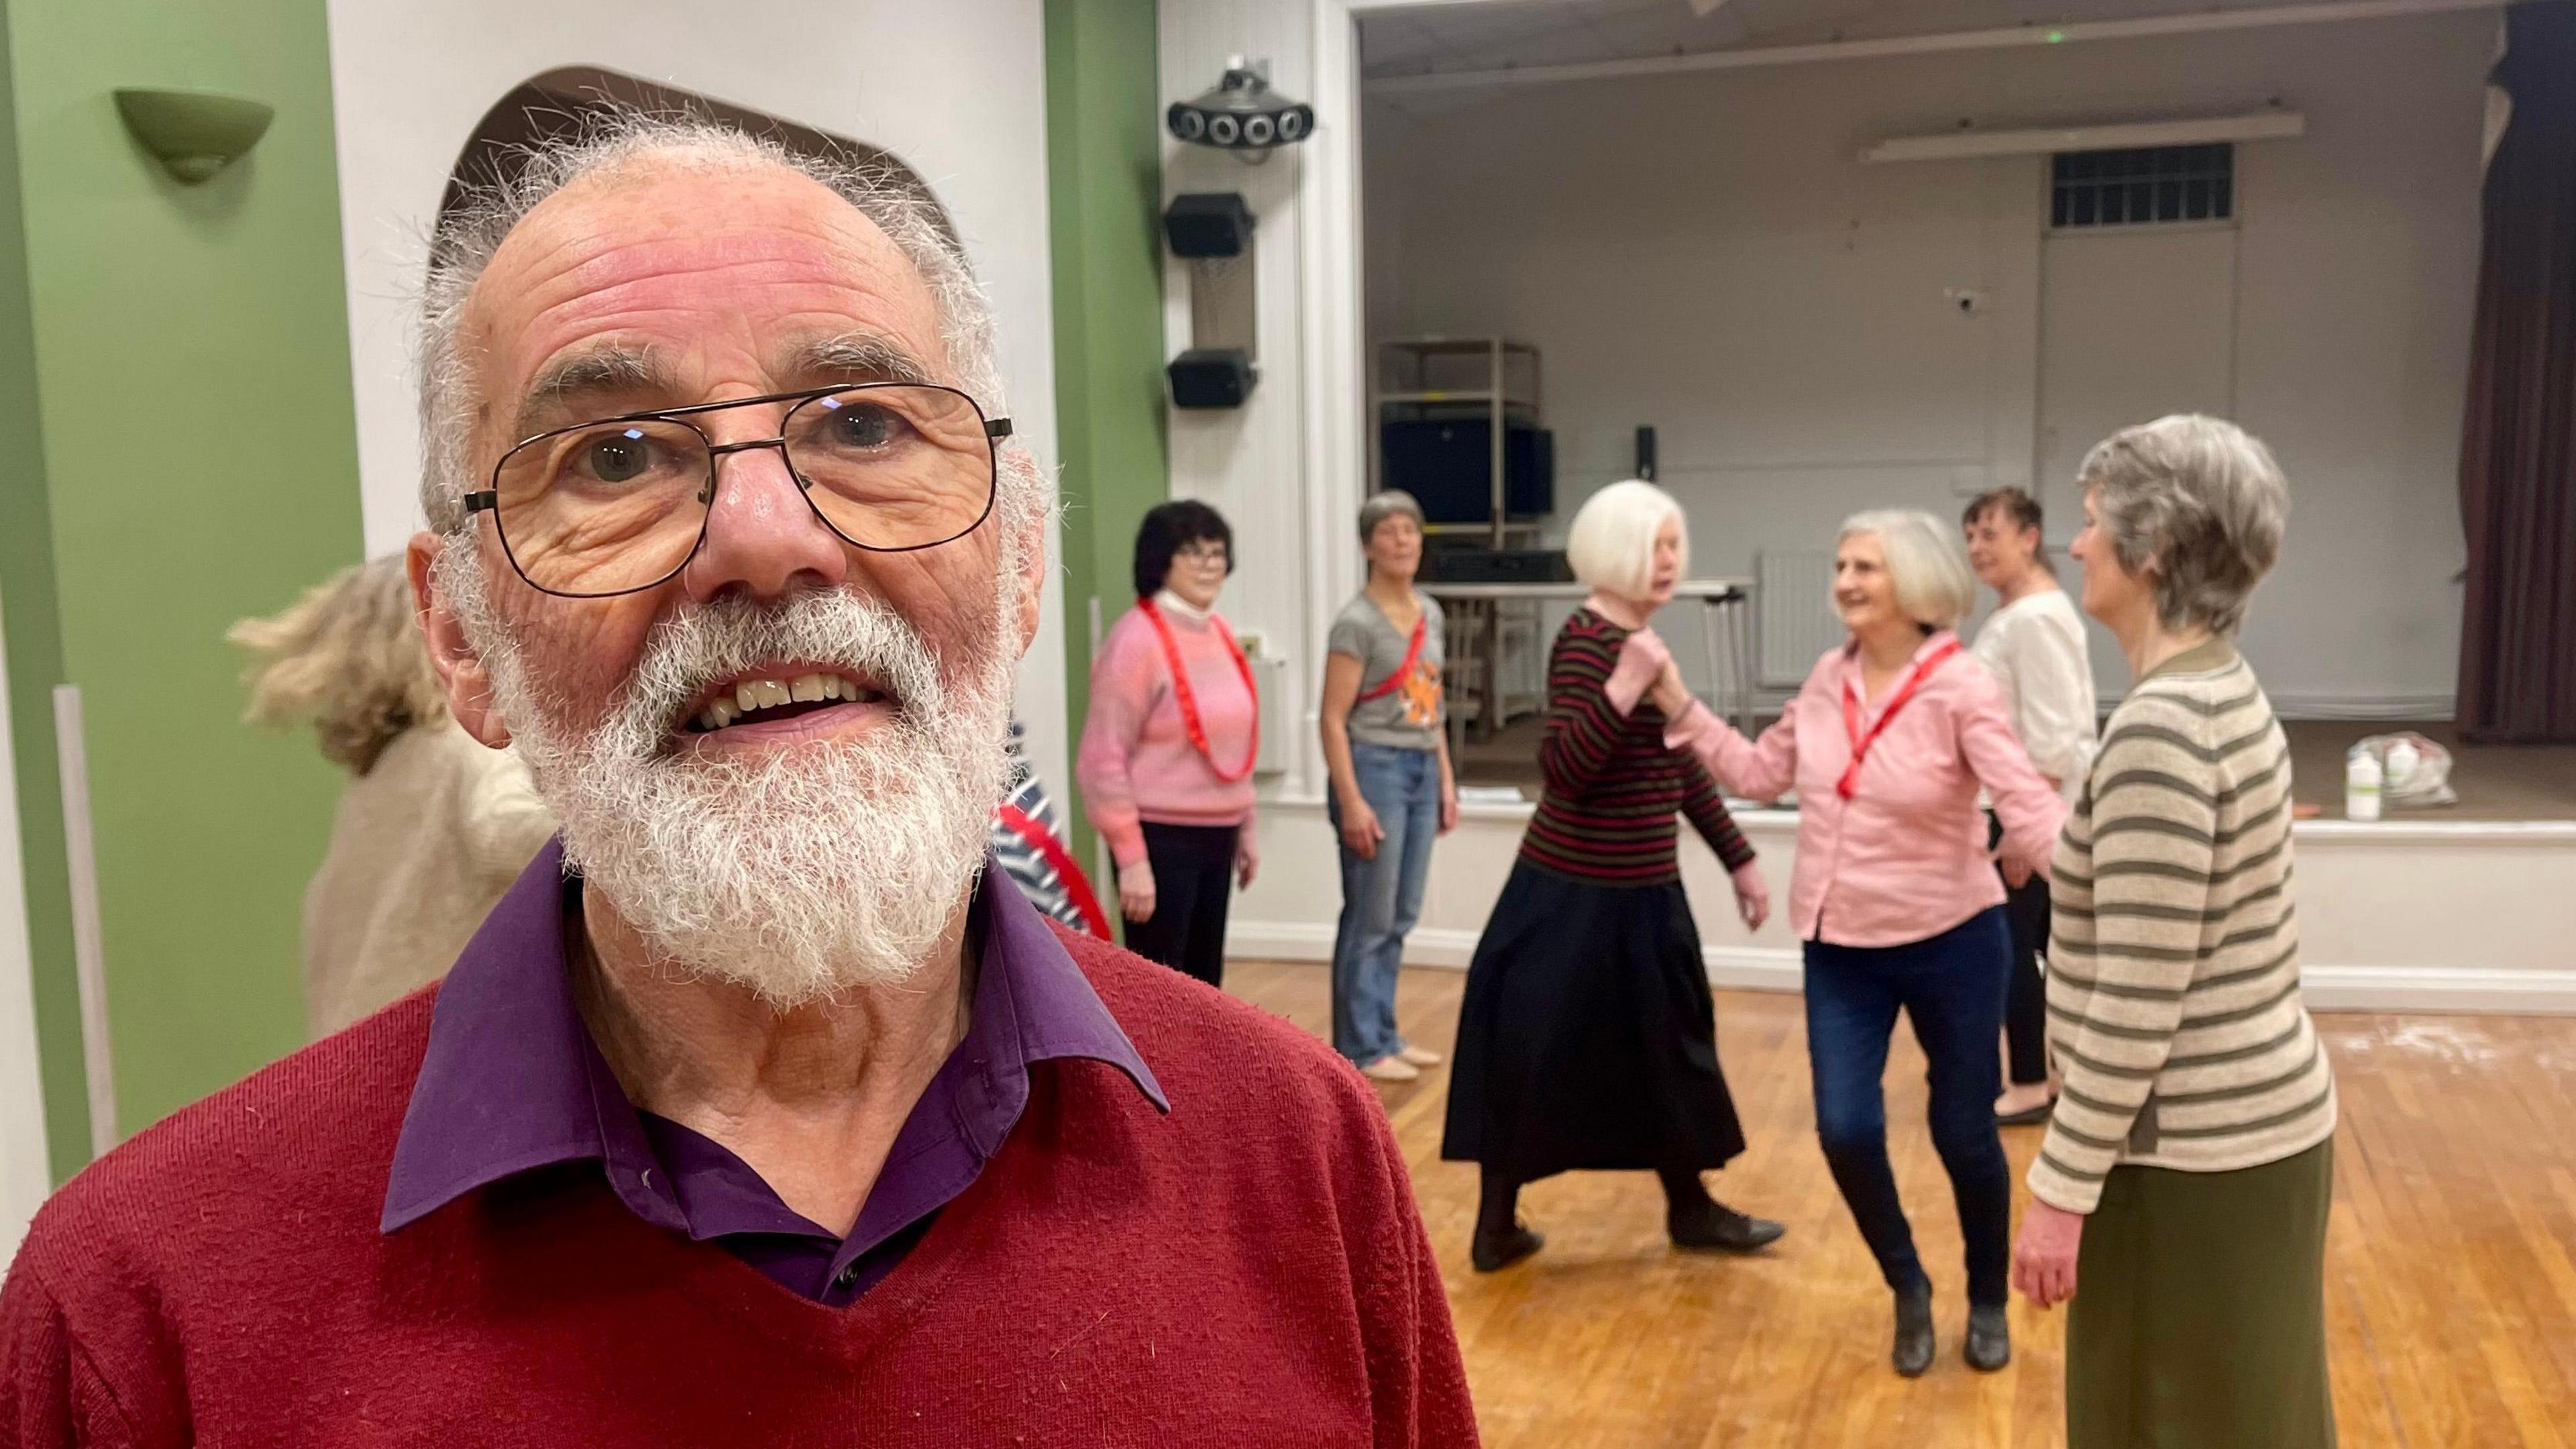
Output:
[1441, 861, 1747, 1183]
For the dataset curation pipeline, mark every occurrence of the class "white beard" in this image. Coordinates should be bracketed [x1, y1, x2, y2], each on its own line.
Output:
[444, 550, 1013, 1007]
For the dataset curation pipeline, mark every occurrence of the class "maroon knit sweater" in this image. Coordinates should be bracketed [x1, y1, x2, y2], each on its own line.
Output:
[0, 930, 1477, 1447]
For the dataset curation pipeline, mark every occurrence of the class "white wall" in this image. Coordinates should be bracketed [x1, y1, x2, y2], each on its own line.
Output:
[1364, 9, 2491, 717]
[325, 0, 1073, 794]
[1160, 0, 1373, 796]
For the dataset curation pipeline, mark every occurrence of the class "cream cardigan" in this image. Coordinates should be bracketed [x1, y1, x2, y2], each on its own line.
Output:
[301, 722, 555, 1038]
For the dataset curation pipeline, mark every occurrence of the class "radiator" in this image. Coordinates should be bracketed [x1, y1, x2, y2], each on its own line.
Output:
[1757, 550, 1843, 688]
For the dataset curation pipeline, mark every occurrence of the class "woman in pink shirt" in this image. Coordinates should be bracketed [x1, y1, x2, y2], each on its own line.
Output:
[1076, 501, 1259, 986]
[1658, 509, 2065, 1380]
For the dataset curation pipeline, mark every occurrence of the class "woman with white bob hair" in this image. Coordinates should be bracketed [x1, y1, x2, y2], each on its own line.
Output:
[1441, 480, 1782, 1275]
[2011, 416, 2337, 1448]
[1658, 508, 2065, 1378]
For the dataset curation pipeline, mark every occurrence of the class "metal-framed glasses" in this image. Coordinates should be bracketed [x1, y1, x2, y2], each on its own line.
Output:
[466, 382, 1012, 598]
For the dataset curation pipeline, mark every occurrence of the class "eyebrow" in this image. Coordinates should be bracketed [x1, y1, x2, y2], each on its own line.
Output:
[512, 344, 674, 439]
[786, 333, 936, 387]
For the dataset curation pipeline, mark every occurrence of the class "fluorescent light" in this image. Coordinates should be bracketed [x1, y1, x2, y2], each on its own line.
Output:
[1862, 110, 2306, 163]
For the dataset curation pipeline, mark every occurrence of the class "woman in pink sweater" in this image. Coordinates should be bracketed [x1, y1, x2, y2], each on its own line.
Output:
[1657, 509, 2065, 1380]
[1077, 500, 1259, 986]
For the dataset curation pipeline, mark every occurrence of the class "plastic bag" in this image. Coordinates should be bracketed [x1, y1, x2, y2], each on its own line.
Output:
[2349, 732, 2457, 808]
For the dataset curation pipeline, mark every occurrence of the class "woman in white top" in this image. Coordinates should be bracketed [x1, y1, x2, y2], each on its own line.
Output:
[1963, 488, 2096, 1124]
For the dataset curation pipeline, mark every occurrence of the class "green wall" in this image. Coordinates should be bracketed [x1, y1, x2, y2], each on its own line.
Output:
[0, 5, 86, 1176]
[1, 0, 360, 1149]
[1044, 0, 1169, 863]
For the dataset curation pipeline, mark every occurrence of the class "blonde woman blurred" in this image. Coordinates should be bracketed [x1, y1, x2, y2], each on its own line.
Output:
[233, 557, 553, 1038]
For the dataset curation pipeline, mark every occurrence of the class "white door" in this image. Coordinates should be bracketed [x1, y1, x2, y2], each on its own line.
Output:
[0, 593, 56, 1258]
[2037, 223, 2239, 700]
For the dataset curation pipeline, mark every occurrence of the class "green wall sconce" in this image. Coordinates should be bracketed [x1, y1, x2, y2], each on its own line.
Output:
[112, 88, 274, 184]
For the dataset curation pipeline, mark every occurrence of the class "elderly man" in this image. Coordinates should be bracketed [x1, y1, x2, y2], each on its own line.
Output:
[0, 117, 1474, 1446]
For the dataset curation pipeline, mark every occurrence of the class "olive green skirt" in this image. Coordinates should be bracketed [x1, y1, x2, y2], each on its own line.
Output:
[2067, 1138, 2337, 1449]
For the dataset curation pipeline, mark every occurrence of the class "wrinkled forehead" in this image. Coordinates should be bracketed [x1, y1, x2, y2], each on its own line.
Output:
[460, 160, 951, 434]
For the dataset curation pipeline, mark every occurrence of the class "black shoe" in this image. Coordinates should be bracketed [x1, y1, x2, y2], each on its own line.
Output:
[1996, 1097, 2057, 1128]
[1471, 1222, 1545, 1273]
[1965, 1303, 2011, 1372]
[1669, 1198, 1788, 1254]
[1892, 1285, 1936, 1378]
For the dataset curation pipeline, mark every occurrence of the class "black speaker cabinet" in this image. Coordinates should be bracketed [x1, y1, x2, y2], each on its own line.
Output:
[1168, 349, 1257, 409]
[1163, 193, 1255, 258]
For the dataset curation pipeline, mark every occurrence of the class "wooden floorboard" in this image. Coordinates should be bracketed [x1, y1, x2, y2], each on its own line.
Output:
[1225, 960, 2576, 1448]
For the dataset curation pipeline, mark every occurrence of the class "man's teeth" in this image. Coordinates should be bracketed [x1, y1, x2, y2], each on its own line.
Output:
[693, 674, 881, 732]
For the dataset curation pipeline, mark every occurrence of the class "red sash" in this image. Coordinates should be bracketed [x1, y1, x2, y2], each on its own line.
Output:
[994, 802, 1112, 940]
[1138, 597, 1260, 783]
[1837, 639, 1963, 800]
[1352, 614, 1428, 705]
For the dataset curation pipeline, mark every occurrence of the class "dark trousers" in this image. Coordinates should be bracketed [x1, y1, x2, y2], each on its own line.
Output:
[1122, 821, 1238, 987]
[1803, 908, 2015, 1307]
[1990, 812, 2053, 1086]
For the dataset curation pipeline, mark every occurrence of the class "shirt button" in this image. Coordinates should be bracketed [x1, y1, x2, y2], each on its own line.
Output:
[833, 1265, 861, 1291]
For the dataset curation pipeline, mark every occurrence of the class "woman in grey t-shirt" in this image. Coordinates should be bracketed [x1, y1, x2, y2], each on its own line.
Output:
[1318, 490, 1456, 1083]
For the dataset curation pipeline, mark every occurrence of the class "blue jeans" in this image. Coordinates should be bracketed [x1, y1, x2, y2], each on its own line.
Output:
[1803, 908, 2015, 1306]
[1328, 743, 1440, 1065]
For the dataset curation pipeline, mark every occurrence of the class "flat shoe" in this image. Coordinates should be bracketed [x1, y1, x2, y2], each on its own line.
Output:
[1892, 1287, 1936, 1379]
[1670, 1201, 1787, 1254]
[1360, 1055, 1420, 1083]
[1996, 1097, 2057, 1128]
[1966, 1304, 2011, 1372]
[1398, 1044, 1444, 1067]
[1470, 1223, 1544, 1273]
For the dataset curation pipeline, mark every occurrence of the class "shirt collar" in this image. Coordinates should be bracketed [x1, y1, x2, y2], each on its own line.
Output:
[1837, 629, 1962, 673]
[380, 837, 1163, 1234]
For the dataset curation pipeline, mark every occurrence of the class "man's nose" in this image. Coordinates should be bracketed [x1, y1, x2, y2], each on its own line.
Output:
[682, 442, 850, 603]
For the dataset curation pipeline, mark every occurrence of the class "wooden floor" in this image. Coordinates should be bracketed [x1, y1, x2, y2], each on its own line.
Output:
[1228, 960, 2576, 1448]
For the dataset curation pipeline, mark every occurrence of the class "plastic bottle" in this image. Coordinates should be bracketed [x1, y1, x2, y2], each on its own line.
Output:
[2345, 751, 2383, 822]
[2385, 738, 2421, 793]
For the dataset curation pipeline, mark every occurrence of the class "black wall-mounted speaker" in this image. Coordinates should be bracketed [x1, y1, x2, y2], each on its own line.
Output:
[1163, 193, 1255, 258]
[1168, 349, 1257, 409]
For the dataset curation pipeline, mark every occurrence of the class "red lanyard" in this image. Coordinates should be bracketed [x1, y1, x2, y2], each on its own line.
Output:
[1353, 614, 1428, 705]
[1138, 597, 1260, 783]
[993, 802, 1112, 940]
[1837, 639, 1962, 799]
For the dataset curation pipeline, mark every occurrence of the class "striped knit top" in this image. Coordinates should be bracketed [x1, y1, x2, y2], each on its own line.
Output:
[2029, 640, 2338, 1214]
[1522, 608, 1755, 885]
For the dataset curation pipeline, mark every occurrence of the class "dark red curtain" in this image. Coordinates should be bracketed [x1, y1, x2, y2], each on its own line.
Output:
[2459, 3, 2576, 743]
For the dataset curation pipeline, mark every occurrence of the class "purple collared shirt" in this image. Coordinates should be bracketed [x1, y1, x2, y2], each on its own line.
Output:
[382, 838, 1165, 1305]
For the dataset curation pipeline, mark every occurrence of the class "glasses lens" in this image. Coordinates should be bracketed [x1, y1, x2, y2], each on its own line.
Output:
[784, 385, 995, 551]
[492, 418, 709, 595]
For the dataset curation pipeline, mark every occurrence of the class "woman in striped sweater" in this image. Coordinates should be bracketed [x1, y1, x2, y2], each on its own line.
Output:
[2011, 415, 2337, 1448]
[1441, 480, 1782, 1274]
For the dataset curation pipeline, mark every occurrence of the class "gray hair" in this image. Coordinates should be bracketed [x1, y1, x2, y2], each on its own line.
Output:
[1566, 479, 1686, 599]
[1358, 490, 1425, 545]
[1838, 508, 1976, 631]
[2078, 414, 2288, 635]
[416, 111, 1029, 539]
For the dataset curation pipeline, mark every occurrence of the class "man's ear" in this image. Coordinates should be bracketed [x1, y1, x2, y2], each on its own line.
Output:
[408, 531, 511, 749]
[1006, 454, 1049, 659]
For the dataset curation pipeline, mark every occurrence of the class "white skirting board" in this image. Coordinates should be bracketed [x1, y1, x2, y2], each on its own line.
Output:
[1228, 798, 2576, 1016]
